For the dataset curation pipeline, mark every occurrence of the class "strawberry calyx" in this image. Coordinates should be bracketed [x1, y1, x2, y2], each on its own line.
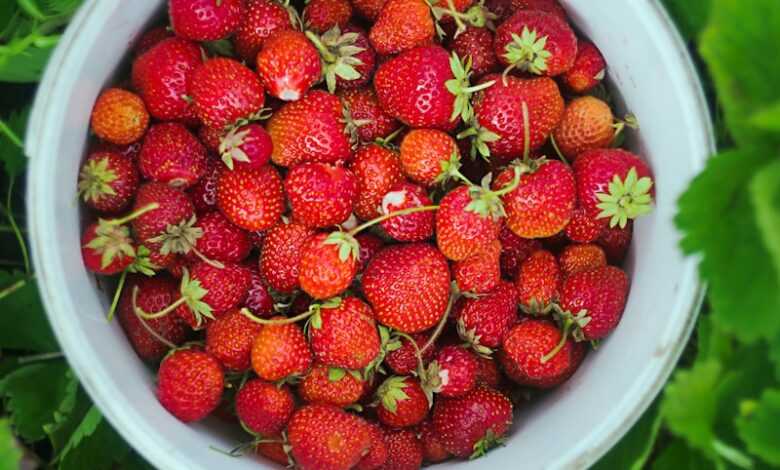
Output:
[502, 26, 552, 79]
[134, 267, 214, 328]
[341, 100, 372, 147]
[218, 126, 254, 170]
[363, 325, 403, 380]
[324, 230, 362, 262]
[519, 296, 556, 316]
[456, 317, 493, 357]
[86, 220, 136, 270]
[595, 167, 654, 228]
[106, 246, 159, 321]
[465, 166, 521, 220]
[457, 123, 500, 160]
[429, 0, 496, 39]
[305, 26, 366, 93]
[77, 156, 118, 203]
[540, 307, 590, 364]
[435, 151, 469, 185]
[148, 215, 225, 269]
[446, 52, 496, 125]
[470, 429, 507, 459]
[376, 375, 419, 412]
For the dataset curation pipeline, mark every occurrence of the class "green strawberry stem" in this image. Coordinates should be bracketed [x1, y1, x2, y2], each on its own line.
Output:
[105, 202, 159, 226]
[446, 52, 495, 124]
[106, 269, 127, 322]
[548, 134, 569, 166]
[492, 165, 521, 197]
[190, 247, 226, 269]
[134, 292, 186, 320]
[130, 285, 179, 350]
[541, 308, 591, 363]
[420, 289, 458, 353]
[540, 314, 573, 364]
[394, 331, 428, 378]
[347, 205, 440, 236]
[239, 307, 315, 325]
[521, 100, 531, 161]
[374, 126, 405, 148]
[304, 30, 337, 63]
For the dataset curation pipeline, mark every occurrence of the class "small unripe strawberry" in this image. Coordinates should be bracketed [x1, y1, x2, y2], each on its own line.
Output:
[91, 88, 149, 145]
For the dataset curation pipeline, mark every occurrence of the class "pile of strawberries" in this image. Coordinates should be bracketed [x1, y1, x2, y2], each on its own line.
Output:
[77, 0, 656, 467]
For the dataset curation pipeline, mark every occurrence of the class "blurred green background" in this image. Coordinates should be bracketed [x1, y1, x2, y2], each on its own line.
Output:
[2, 0, 780, 468]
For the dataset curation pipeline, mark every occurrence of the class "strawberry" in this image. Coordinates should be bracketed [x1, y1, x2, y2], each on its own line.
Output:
[132, 37, 202, 121]
[260, 222, 315, 293]
[381, 429, 424, 470]
[216, 165, 285, 231]
[190, 211, 252, 264]
[245, 264, 275, 317]
[169, 0, 242, 41]
[156, 348, 224, 422]
[298, 232, 359, 299]
[499, 319, 584, 388]
[564, 205, 604, 243]
[432, 385, 512, 458]
[435, 184, 505, 261]
[174, 262, 252, 328]
[256, 30, 322, 101]
[198, 125, 222, 153]
[334, 26, 376, 90]
[418, 418, 450, 463]
[234, 0, 294, 61]
[235, 378, 295, 435]
[516, 249, 560, 313]
[426, 345, 478, 397]
[498, 224, 542, 278]
[385, 333, 436, 375]
[474, 355, 503, 388]
[559, 243, 607, 277]
[217, 123, 273, 171]
[285, 162, 358, 228]
[355, 423, 389, 470]
[454, 280, 517, 352]
[574, 148, 654, 228]
[138, 123, 207, 188]
[304, 0, 353, 33]
[90, 141, 142, 161]
[255, 435, 292, 466]
[299, 363, 365, 406]
[562, 40, 606, 94]
[131, 182, 195, 244]
[450, 27, 498, 78]
[399, 129, 461, 187]
[356, 233, 384, 272]
[362, 243, 451, 333]
[511, 0, 567, 20]
[288, 407, 373, 470]
[309, 296, 381, 369]
[553, 96, 615, 160]
[117, 275, 189, 361]
[352, 0, 387, 21]
[369, 0, 434, 55]
[268, 90, 352, 167]
[494, 10, 577, 77]
[349, 144, 404, 221]
[90, 88, 149, 145]
[81, 221, 136, 275]
[133, 26, 173, 57]
[597, 221, 632, 264]
[558, 265, 629, 340]
[494, 159, 575, 238]
[205, 308, 263, 371]
[453, 239, 501, 294]
[376, 376, 430, 428]
[340, 89, 399, 144]
[379, 181, 435, 242]
[187, 156, 220, 214]
[251, 318, 313, 381]
[78, 151, 139, 214]
[191, 58, 266, 131]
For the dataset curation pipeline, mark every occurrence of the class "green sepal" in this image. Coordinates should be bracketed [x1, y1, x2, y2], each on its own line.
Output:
[179, 268, 214, 328]
[503, 27, 552, 76]
[148, 215, 203, 256]
[77, 156, 118, 203]
[470, 429, 507, 459]
[324, 231, 360, 262]
[328, 367, 346, 382]
[306, 26, 366, 94]
[376, 376, 410, 414]
[594, 167, 655, 228]
[85, 221, 135, 270]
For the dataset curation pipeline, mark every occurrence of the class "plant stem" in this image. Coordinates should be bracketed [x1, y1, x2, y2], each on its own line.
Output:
[0, 119, 23, 148]
[0, 278, 27, 301]
[240, 307, 314, 325]
[421, 290, 458, 353]
[107, 270, 127, 322]
[348, 205, 440, 236]
[134, 286, 186, 320]
[17, 351, 64, 364]
[4, 175, 31, 275]
[106, 202, 159, 226]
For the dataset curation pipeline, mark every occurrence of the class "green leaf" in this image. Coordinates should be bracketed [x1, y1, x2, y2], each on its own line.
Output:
[0, 271, 59, 352]
[46, 387, 91, 454]
[591, 399, 662, 470]
[661, 0, 712, 41]
[736, 389, 780, 465]
[750, 159, 780, 284]
[0, 360, 76, 441]
[0, 107, 30, 177]
[769, 332, 780, 381]
[750, 100, 780, 132]
[676, 150, 780, 342]
[58, 406, 130, 470]
[0, 418, 23, 470]
[0, 37, 59, 83]
[653, 442, 713, 470]
[699, 0, 780, 148]
[41, 0, 82, 17]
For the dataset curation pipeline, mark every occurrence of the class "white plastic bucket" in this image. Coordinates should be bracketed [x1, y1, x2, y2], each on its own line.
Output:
[25, 1, 714, 469]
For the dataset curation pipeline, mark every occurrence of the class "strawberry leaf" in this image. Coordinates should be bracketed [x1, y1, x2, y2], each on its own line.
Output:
[651, 442, 713, 470]
[749, 100, 780, 132]
[58, 406, 130, 470]
[736, 389, 780, 466]
[660, 0, 712, 41]
[0, 271, 58, 352]
[591, 400, 662, 470]
[0, 107, 30, 177]
[749, 159, 780, 290]
[0, 418, 23, 470]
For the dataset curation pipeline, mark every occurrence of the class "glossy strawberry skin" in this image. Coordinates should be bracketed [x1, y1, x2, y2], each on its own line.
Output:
[353, 0, 388, 21]
[234, 0, 293, 61]
[381, 428, 425, 470]
[362, 243, 451, 333]
[512, 0, 568, 19]
[376, 377, 429, 428]
[304, 0, 353, 33]
[133, 26, 173, 56]
[379, 181, 435, 242]
[385, 333, 436, 375]
[251, 319, 313, 381]
[177, 262, 252, 328]
[235, 378, 295, 435]
[90, 88, 149, 146]
[356, 233, 384, 272]
[310, 297, 381, 369]
[560, 265, 629, 340]
[436, 186, 501, 261]
[138, 123, 207, 189]
[340, 89, 399, 143]
[256, 30, 322, 102]
[563, 41, 606, 94]
[369, 0, 434, 55]
[260, 222, 315, 293]
[494, 10, 577, 77]
[454, 280, 518, 349]
[432, 346, 479, 397]
[498, 224, 543, 279]
[337, 26, 377, 89]
[597, 221, 632, 264]
[299, 363, 365, 406]
[285, 162, 358, 228]
[399, 129, 459, 187]
[559, 243, 607, 277]
[220, 123, 274, 170]
[516, 249, 560, 309]
[553, 96, 614, 160]
[298, 232, 359, 299]
[187, 156, 220, 214]
[191, 211, 252, 264]
[450, 27, 498, 78]
[78, 151, 139, 214]
[355, 423, 389, 470]
[349, 144, 404, 220]
[216, 165, 285, 231]
[81, 222, 135, 275]
[564, 205, 605, 243]
[244, 263, 276, 317]
[169, 0, 242, 41]
[205, 309, 263, 371]
[453, 239, 501, 294]
[190, 58, 266, 130]
[417, 419, 450, 463]
[374, 46, 457, 131]
[157, 349, 224, 422]
[131, 182, 195, 242]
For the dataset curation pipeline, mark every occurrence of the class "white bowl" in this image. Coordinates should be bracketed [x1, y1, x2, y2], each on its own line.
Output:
[26, 1, 713, 468]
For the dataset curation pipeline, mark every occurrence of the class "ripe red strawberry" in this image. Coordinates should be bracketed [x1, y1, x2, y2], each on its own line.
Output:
[379, 181, 435, 242]
[190, 58, 266, 130]
[376, 376, 430, 428]
[417, 419, 450, 463]
[260, 222, 315, 293]
[436, 185, 503, 261]
[564, 205, 604, 243]
[453, 239, 501, 294]
[454, 280, 517, 352]
[175, 262, 252, 328]
[169, 0, 242, 41]
[432, 385, 512, 458]
[255, 435, 292, 466]
[138, 123, 207, 188]
[470, 74, 564, 159]
[157, 348, 224, 422]
[244, 263, 275, 317]
[562, 40, 606, 94]
[268, 90, 352, 167]
[494, 10, 577, 77]
[494, 159, 575, 238]
[498, 224, 542, 278]
[355, 423, 389, 470]
[399, 129, 460, 187]
[256, 30, 322, 101]
[132, 37, 201, 121]
[133, 26, 173, 57]
[349, 144, 404, 220]
[90, 140, 142, 161]
[381, 429, 424, 470]
[131, 182, 195, 243]
[340, 89, 399, 144]
[298, 232, 359, 299]
[205, 309, 263, 371]
[553, 96, 615, 160]
[90, 88, 149, 145]
[78, 151, 139, 214]
[285, 162, 358, 228]
[426, 345, 478, 397]
[299, 363, 365, 406]
[356, 233, 384, 272]
[217, 123, 273, 171]
[234, 0, 294, 61]
[251, 319, 313, 381]
[499, 319, 584, 388]
[375, 46, 460, 131]
[559, 243, 607, 277]
[369, 0, 434, 55]
[81, 221, 136, 275]
[385, 333, 436, 375]
[512, 0, 567, 19]
[335, 26, 376, 90]
[304, 0, 353, 33]
[597, 221, 632, 264]
[216, 165, 285, 231]
[559, 265, 629, 340]
[288, 404, 372, 469]
[474, 355, 503, 388]
[190, 211, 252, 264]
[235, 378, 295, 435]
[515, 249, 560, 313]
[352, 0, 387, 21]
[309, 296, 381, 369]
[117, 275, 190, 362]
[450, 27, 498, 78]
[573, 149, 654, 228]
[362, 243, 451, 333]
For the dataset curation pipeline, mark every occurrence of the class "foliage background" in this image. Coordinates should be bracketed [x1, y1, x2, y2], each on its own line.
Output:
[1, 0, 779, 468]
